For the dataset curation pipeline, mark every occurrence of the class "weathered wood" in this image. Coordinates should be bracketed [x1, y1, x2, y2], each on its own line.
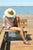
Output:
[0, 19, 33, 22]
[10, 41, 33, 50]
[5, 32, 8, 42]
[0, 40, 6, 50]
[2, 30, 17, 32]
[4, 43, 7, 50]
[0, 19, 27, 22]
[2, 28, 33, 32]
[18, 15, 33, 18]
[20, 24, 27, 27]
[0, 31, 5, 49]
[10, 29, 33, 50]
[20, 19, 27, 22]
[0, 15, 33, 50]
[0, 24, 27, 27]
[1, 27, 33, 32]
[0, 20, 3, 23]
[0, 24, 7, 27]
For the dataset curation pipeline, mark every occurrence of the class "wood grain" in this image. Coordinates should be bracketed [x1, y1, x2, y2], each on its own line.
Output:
[0, 31, 5, 48]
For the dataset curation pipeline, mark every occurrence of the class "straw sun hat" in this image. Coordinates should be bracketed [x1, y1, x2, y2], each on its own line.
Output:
[4, 8, 16, 17]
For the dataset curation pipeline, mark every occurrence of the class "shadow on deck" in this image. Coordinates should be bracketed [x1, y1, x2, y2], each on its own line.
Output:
[4, 33, 33, 50]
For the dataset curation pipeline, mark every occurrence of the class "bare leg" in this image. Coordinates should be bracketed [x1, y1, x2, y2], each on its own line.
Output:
[10, 27, 26, 42]
[20, 29, 26, 41]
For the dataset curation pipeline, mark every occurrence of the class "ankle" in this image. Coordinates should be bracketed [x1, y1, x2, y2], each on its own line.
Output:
[24, 40, 27, 42]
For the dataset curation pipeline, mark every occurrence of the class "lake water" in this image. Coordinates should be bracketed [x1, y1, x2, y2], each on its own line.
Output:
[0, 6, 33, 19]
[0, 6, 33, 37]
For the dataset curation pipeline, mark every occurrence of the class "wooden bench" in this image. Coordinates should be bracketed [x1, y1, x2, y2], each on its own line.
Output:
[0, 19, 27, 50]
[0, 31, 5, 50]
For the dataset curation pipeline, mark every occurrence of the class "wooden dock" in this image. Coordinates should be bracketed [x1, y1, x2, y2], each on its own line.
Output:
[4, 30, 33, 50]
[2, 30, 32, 50]
[0, 15, 33, 50]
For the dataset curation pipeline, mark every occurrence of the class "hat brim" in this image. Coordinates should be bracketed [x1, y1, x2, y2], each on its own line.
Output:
[4, 8, 16, 17]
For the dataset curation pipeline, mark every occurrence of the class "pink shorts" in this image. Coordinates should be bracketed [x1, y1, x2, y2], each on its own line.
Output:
[8, 27, 12, 30]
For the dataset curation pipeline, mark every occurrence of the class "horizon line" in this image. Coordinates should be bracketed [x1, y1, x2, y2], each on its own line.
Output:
[0, 6, 33, 7]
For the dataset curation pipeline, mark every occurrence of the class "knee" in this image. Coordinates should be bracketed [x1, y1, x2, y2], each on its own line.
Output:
[19, 28, 22, 31]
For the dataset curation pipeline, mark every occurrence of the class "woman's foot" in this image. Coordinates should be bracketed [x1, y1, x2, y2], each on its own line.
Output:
[23, 41, 31, 45]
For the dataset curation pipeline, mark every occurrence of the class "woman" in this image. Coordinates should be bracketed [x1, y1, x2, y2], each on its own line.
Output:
[1, 8, 31, 45]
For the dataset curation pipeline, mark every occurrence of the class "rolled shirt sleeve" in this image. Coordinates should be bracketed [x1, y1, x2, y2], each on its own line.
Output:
[3, 15, 6, 26]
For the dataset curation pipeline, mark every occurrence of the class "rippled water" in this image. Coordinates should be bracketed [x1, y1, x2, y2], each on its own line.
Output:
[0, 6, 33, 19]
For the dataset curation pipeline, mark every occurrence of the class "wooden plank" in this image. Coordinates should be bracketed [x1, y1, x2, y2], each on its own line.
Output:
[0, 27, 33, 32]
[20, 24, 27, 27]
[1, 27, 33, 32]
[0, 19, 27, 22]
[4, 43, 7, 50]
[20, 19, 27, 22]
[2, 30, 17, 32]
[0, 24, 7, 27]
[3, 29, 28, 32]
[0, 24, 27, 27]
[10, 41, 33, 50]
[0, 19, 33, 22]
[0, 20, 3, 22]
[2, 29, 29, 32]
[0, 31, 5, 48]
[18, 15, 33, 18]
[5, 32, 8, 42]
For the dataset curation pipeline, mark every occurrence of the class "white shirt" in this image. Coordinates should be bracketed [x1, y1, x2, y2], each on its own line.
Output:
[3, 15, 15, 28]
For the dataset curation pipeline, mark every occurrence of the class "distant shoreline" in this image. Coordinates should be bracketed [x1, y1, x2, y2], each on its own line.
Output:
[0, 6, 33, 7]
